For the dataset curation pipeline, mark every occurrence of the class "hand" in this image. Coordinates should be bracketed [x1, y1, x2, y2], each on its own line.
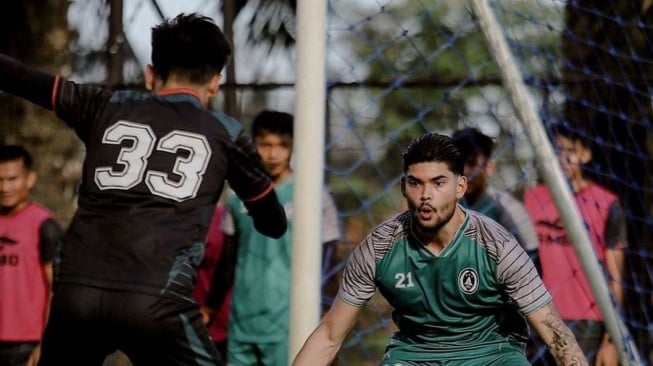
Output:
[26, 344, 41, 366]
[199, 305, 215, 325]
[594, 340, 619, 366]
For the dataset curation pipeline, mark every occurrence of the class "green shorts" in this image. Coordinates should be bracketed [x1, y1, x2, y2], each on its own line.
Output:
[379, 335, 529, 366]
[227, 338, 288, 366]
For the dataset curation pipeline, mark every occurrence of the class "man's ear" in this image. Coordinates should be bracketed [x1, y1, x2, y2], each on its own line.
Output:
[26, 171, 37, 190]
[144, 64, 155, 91]
[456, 175, 467, 199]
[577, 140, 592, 164]
[484, 159, 495, 176]
[400, 176, 407, 198]
[207, 74, 223, 98]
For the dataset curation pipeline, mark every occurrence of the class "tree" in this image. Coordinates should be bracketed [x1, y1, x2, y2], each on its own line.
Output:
[0, 1, 81, 227]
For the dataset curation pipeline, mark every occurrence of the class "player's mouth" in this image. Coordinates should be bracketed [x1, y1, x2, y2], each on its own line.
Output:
[265, 163, 282, 172]
[418, 205, 434, 220]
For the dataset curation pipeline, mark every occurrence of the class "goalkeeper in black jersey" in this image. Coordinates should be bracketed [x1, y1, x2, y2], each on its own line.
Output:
[0, 13, 286, 366]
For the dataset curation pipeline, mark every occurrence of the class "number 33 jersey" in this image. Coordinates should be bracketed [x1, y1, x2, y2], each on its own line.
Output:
[339, 208, 551, 355]
[51, 78, 274, 296]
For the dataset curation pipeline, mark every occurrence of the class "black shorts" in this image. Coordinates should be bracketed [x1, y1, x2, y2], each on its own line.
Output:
[38, 284, 223, 366]
[0, 342, 39, 366]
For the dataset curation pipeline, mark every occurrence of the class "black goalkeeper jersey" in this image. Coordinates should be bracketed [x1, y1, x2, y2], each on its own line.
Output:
[0, 54, 276, 296]
[56, 82, 276, 295]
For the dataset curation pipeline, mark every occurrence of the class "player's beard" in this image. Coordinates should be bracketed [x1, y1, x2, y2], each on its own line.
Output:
[410, 200, 456, 235]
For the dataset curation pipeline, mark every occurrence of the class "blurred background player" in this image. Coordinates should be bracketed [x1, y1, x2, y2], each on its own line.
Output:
[195, 204, 231, 359]
[208, 110, 341, 366]
[524, 125, 626, 365]
[0, 145, 62, 366]
[452, 127, 539, 271]
[0, 13, 286, 366]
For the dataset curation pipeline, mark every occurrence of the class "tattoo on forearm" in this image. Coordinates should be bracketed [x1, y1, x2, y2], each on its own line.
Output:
[541, 305, 589, 366]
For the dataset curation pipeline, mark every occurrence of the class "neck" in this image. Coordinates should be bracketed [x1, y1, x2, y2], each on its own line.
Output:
[0, 200, 30, 216]
[415, 206, 465, 255]
[153, 79, 210, 107]
[271, 169, 292, 186]
[569, 176, 589, 192]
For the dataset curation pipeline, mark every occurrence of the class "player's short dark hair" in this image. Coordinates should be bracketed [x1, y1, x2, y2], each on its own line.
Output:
[451, 127, 494, 160]
[151, 13, 231, 84]
[0, 145, 33, 169]
[549, 123, 590, 148]
[402, 133, 464, 175]
[251, 110, 294, 138]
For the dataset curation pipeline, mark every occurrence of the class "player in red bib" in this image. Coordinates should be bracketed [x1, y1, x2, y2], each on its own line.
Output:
[0, 145, 62, 366]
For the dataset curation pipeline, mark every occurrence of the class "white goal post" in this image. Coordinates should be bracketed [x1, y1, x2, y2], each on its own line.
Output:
[289, 0, 329, 361]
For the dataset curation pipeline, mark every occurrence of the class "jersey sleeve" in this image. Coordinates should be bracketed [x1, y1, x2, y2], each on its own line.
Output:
[52, 78, 113, 142]
[320, 188, 341, 244]
[225, 131, 274, 202]
[0, 53, 57, 110]
[605, 200, 628, 249]
[338, 234, 378, 307]
[494, 223, 552, 315]
[39, 217, 63, 264]
[220, 196, 237, 236]
[0, 53, 113, 142]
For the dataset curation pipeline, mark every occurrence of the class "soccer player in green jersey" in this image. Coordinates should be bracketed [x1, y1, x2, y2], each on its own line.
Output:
[206, 110, 341, 366]
[293, 132, 587, 366]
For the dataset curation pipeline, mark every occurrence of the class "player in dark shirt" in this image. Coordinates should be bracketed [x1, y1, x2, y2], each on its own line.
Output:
[0, 13, 286, 366]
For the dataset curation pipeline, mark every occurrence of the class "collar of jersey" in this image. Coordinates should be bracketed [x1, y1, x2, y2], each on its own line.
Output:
[156, 88, 202, 107]
[407, 208, 469, 266]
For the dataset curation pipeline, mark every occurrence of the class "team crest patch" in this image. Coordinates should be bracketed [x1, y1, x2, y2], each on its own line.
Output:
[458, 267, 479, 294]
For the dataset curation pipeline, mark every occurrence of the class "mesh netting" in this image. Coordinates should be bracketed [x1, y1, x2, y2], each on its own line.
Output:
[321, 1, 653, 364]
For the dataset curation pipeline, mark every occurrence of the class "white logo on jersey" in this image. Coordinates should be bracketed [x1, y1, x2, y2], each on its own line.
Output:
[458, 267, 479, 294]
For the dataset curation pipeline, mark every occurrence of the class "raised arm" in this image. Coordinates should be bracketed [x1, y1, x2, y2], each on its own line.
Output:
[223, 123, 288, 239]
[527, 303, 589, 365]
[0, 53, 57, 109]
[242, 188, 287, 238]
[595, 199, 627, 366]
[28, 217, 62, 366]
[292, 297, 363, 366]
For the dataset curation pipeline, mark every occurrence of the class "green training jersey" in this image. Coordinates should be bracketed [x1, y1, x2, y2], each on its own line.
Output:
[223, 177, 340, 343]
[339, 207, 550, 363]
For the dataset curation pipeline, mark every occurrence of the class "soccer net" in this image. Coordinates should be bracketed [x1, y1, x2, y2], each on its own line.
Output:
[320, 0, 652, 364]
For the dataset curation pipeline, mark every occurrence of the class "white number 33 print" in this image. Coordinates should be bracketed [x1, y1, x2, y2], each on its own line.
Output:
[94, 120, 212, 202]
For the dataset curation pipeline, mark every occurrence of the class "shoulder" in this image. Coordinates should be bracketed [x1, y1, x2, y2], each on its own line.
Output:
[524, 183, 549, 196]
[208, 111, 244, 141]
[523, 184, 552, 209]
[108, 90, 151, 103]
[25, 202, 55, 220]
[362, 212, 411, 260]
[489, 188, 517, 203]
[463, 210, 515, 259]
[370, 211, 410, 239]
[7, 203, 57, 229]
[585, 182, 619, 203]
